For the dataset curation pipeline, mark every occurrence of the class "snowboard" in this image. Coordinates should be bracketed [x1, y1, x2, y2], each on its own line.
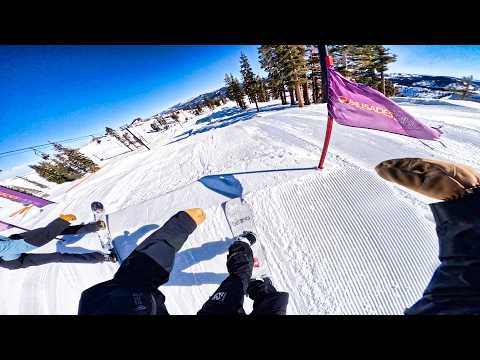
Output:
[222, 197, 269, 279]
[91, 201, 121, 262]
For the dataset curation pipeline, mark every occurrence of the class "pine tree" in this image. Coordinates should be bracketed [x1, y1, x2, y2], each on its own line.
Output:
[328, 45, 395, 93]
[30, 160, 81, 184]
[459, 75, 475, 99]
[259, 45, 287, 105]
[307, 46, 322, 103]
[240, 52, 260, 111]
[225, 73, 247, 110]
[255, 76, 269, 102]
[52, 143, 100, 174]
[329, 45, 362, 80]
[122, 132, 139, 148]
[275, 45, 308, 107]
[370, 45, 397, 95]
[106, 127, 132, 150]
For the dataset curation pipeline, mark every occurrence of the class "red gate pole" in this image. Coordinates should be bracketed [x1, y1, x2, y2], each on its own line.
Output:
[318, 116, 334, 169]
[317, 45, 334, 170]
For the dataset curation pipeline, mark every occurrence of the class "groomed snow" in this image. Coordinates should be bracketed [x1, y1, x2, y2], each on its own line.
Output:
[1, 98, 479, 314]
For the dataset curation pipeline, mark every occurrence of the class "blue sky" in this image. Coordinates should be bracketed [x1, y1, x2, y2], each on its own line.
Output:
[1, 45, 479, 179]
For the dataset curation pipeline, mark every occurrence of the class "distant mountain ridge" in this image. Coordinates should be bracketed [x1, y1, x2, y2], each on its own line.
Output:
[163, 86, 228, 114]
[149, 73, 480, 121]
[386, 73, 480, 101]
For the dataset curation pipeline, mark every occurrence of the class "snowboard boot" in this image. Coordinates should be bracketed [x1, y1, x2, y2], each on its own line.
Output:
[104, 252, 118, 263]
[236, 231, 257, 246]
[95, 220, 107, 230]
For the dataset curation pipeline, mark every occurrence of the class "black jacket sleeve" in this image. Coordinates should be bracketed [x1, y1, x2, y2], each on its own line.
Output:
[250, 292, 289, 315]
[197, 275, 247, 315]
[405, 189, 480, 315]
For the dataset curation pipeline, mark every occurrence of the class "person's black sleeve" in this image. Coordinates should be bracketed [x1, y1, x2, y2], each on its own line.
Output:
[197, 241, 253, 315]
[247, 278, 289, 315]
[405, 189, 480, 315]
[197, 275, 247, 315]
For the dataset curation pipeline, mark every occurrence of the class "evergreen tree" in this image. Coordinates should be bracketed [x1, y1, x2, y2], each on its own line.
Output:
[122, 132, 138, 148]
[459, 75, 475, 99]
[328, 45, 397, 94]
[52, 143, 100, 174]
[255, 76, 270, 102]
[225, 73, 247, 110]
[329, 45, 363, 80]
[259, 45, 287, 105]
[240, 52, 260, 111]
[30, 160, 81, 184]
[306, 46, 322, 103]
[106, 127, 132, 150]
[275, 45, 308, 107]
[370, 45, 397, 95]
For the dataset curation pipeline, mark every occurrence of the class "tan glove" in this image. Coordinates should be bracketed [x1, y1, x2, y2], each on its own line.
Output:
[185, 208, 206, 225]
[59, 214, 77, 222]
[375, 158, 480, 201]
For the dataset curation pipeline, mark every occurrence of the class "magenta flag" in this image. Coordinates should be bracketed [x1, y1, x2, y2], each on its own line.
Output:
[327, 66, 441, 140]
[0, 186, 54, 208]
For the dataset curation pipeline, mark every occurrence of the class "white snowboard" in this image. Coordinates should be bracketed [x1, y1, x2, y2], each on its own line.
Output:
[223, 197, 269, 279]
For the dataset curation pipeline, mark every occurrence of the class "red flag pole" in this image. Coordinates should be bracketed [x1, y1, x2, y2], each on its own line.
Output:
[317, 45, 334, 170]
[318, 116, 334, 169]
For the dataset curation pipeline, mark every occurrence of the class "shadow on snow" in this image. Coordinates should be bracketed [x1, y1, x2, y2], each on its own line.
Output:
[166, 103, 290, 146]
[166, 237, 235, 286]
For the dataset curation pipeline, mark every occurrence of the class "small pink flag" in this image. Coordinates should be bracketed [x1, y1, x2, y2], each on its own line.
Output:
[327, 66, 441, 140]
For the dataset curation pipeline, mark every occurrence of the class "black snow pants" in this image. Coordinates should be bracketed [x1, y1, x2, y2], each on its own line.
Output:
[8, 218, 71, 246]
[0, 252, 106, 270]
[405, 189, 480, 314]
[78, 211, 197, 315]
[8, 221, 100, 241]
[1, 219, 106, 270]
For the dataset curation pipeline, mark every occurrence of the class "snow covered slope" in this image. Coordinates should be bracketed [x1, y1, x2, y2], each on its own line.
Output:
[1, 98, 479, 314]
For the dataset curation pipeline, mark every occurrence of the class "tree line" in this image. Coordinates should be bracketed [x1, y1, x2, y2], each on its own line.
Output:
[30, 143, 99, 184]
[224, 45, 400, 112]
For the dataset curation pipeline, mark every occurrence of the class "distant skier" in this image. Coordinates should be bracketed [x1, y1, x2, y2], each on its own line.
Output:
[0, 215, 115, 270]
[78, 209, 289, 315]
[375, 157, 480, 314]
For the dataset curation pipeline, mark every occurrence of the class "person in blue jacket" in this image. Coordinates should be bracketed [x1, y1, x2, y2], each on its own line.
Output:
[375, 157, 480, 314]
[0, 214, 115, 269]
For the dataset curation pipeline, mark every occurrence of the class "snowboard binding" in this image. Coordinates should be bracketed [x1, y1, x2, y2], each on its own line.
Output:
[236, 230, 257, 246]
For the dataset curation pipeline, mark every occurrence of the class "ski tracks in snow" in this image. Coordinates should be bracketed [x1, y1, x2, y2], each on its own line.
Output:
[245, 166, 439, 314]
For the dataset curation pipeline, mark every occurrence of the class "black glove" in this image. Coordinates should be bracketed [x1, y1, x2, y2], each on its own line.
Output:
[247, 277, 277, 300]
[226, 241, 254, 284]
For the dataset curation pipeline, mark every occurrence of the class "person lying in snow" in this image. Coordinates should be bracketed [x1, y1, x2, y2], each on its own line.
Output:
[375, 157, 480, 315]
[78, 209, 289, 315]
[0, 215, 116, 270]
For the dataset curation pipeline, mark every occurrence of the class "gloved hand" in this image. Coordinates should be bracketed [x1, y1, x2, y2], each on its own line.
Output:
[59, 214, 77, 222]
[185, 208, 206, 225]
[375, 158, 480, 201]
[247, 277, 277, 300]
[227, 241, 254, 283]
